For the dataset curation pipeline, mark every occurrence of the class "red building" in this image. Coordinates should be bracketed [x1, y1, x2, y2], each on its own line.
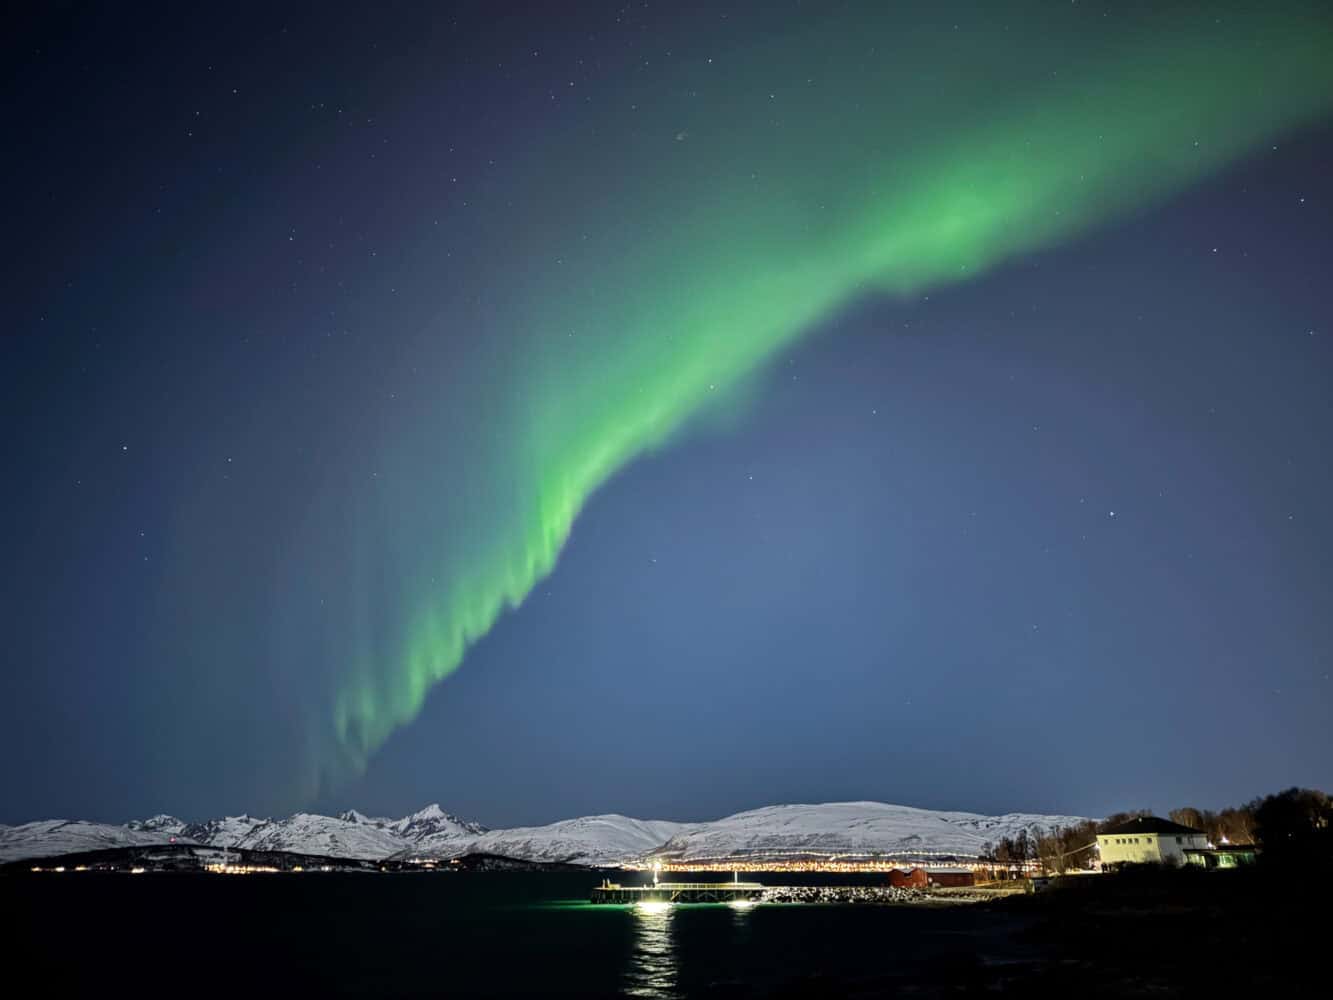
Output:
[888, 868, 929, 888]
[926, 868, 975, 888]
[888, 867, 976, 888]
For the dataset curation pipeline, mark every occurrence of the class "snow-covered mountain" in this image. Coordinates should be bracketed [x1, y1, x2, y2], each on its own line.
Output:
[229, 813, 410, 859]
[1, 801, 1093, 865]
[387, 803, 487, 840]
[649, 802, 1091, 863]
[410, 814, 687, 866]
[126, 814, 188, 835]
[179, 814, 269, 847]
[338, 809, 391, 827]
[337, 804, 487, 840]
[1, 811, 432, 863]
[0, 819, 195, 861]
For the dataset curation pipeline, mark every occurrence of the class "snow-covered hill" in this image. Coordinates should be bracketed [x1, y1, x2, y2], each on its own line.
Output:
[649, 802, 1091, 863]
[411, 814, 687, 866]
[1, 801, 1093, 865]
[932, 809, 1094, 844]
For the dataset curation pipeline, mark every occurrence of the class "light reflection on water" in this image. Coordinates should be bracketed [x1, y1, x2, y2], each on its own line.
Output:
[621, 901, 756, 998]
[624, 902, 678, 998]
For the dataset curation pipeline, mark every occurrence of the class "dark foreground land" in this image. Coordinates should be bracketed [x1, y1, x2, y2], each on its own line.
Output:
[6, 866, 1325, 996]
[913, 867, 1326, 998]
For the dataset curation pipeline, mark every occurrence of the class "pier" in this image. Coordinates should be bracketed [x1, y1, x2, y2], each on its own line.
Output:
[590, 879, 764, 904]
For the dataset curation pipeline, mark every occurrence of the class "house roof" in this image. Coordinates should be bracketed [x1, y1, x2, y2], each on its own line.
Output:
[1098, 815, 1203, 837]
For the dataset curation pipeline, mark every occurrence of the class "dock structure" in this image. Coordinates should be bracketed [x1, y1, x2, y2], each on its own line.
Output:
[590, 880, 764, 904]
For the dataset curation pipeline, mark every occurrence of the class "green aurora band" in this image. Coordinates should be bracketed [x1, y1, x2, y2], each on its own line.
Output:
[321, 4, 1333, 784]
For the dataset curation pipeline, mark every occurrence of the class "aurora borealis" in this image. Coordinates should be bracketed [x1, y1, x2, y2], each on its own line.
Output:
[332, 7, 1333, 774]
[6, 2, 1333, 823]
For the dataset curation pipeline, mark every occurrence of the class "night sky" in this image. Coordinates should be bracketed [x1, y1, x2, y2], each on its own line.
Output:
[5, 2, 1331, 828]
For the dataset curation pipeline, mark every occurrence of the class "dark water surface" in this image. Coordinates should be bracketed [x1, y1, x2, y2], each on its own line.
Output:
[11, 871, 1033, 996]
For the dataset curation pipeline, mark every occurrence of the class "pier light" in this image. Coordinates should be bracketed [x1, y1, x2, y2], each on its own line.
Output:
[635, 901, 670, 914]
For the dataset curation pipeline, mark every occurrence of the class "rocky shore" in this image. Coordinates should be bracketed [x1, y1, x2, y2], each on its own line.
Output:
[757, 885, 986, 906]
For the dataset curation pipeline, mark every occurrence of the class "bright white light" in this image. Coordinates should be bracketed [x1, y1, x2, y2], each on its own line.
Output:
[635, 901, 670, 914]
[729, 899, 755, 910]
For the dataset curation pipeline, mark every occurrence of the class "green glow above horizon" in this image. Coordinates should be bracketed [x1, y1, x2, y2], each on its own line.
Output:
[318, 5, 1333, 785]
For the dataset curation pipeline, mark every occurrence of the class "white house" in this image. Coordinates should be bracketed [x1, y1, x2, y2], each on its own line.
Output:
[1096, 815, 1209, 867]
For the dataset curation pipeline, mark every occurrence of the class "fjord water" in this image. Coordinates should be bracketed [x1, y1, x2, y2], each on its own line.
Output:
[13, 871, 1027, 996]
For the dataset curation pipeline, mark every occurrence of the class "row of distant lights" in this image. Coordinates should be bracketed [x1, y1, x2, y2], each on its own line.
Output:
[30, 865, 97, 873]
[641, 847, 972, 862]
[641, 856, 992, 873]
[29, 863, 337, 875]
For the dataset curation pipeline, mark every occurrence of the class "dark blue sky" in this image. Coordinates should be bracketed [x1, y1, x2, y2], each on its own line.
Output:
[4, 2, 1330, 827]
[336, 152, 1333, 825]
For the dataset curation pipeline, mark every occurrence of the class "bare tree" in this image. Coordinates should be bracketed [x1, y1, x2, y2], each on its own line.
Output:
[1100, 809, 1152, 829]
[1013, 829, 1032, 874]
[1036, 821, 1099, 874]
[1217, 806, 1257, 845]
[1169, 807, 1205, 830]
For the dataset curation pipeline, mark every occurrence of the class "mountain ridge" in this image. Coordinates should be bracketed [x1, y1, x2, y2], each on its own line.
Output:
[0, 801, 1092, 865]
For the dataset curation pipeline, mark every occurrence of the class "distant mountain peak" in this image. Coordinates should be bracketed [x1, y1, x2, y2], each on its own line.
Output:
[391, 803, 487, 839]
[126, 814, 186, 833]
[338, 809, 389, 827]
